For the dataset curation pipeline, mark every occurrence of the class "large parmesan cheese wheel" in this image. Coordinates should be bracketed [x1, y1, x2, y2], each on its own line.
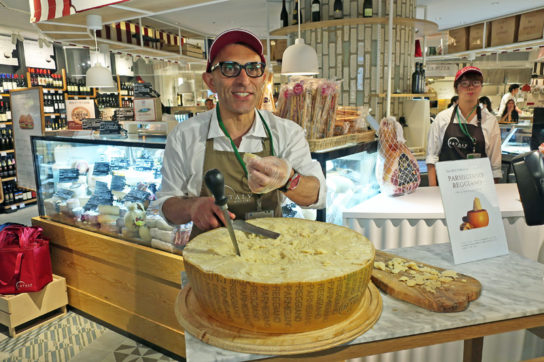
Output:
[182, 218, 375, 333]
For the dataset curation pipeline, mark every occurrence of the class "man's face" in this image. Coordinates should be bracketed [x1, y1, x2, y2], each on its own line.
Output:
[202, 44, 265, 118]
[512, 88, 519, 96]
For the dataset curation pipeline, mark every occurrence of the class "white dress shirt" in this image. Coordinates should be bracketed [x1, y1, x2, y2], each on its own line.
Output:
[156, 109, 327, 221]
[426, 106, 503, 179]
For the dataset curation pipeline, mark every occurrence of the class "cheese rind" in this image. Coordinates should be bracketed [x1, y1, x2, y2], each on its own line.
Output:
[183, 218, 375, 333]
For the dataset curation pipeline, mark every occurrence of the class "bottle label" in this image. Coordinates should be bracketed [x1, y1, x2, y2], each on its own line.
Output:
[312, 4, 319, 12]
[364, 8, 372, 16]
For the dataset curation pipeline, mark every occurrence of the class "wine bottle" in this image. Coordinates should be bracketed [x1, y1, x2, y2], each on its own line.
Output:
[363, 0, 373, 17]
[312, 0, 321, 22]
[280, 0, 289, 27]
[292, 0, 300, 25]
[333, 0, 343, 19]
[411, 63, 420, 94]
[419, 63, 426, 94]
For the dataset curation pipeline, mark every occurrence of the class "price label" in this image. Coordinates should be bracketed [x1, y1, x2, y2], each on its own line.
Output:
[93, 162, 110, 176]
[95, 180, 109, 192]
[111, 175, 126, 191]
[19, 203, 25, 209]
[54, 188, 75, 201]
[58, 168, 79, 183]
[10, 205, 17, 210]
[123, 189, 150, 204]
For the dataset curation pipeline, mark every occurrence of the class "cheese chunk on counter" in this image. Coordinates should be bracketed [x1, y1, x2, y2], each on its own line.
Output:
[183, 217, 374, 284]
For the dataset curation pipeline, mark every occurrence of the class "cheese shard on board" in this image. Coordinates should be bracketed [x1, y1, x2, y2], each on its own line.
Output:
[182, 217, 376, 333]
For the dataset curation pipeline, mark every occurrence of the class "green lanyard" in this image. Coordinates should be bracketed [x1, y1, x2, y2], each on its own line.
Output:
[456, 105, 477, 149]
[215, 104, 275, 177]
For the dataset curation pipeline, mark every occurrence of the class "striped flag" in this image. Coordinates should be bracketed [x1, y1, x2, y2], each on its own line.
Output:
[29, 0, 129, 23]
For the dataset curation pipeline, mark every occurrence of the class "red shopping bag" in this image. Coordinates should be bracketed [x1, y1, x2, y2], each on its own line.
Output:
[0, 224, 53, 294]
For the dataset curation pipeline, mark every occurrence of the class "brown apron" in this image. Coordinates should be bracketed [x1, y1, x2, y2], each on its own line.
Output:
[189, 116, 283, 239]
[439, 105, 487, 161]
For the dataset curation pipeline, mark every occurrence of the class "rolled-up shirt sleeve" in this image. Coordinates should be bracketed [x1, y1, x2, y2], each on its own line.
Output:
[155, 125, 190, 223]
[485, 113, 502, 179]
[426, 111, 448, 165]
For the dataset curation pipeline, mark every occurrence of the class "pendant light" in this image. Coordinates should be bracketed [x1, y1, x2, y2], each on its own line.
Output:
[281, 2, 318, 75]
[85, 15, 115, 88]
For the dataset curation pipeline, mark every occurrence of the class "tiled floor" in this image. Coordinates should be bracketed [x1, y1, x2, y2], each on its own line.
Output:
[0, 206, 185, 361]
[0, 310, 183, 362]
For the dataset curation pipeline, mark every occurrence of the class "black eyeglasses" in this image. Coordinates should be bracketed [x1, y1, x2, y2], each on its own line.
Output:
[210, 61, 266, 78]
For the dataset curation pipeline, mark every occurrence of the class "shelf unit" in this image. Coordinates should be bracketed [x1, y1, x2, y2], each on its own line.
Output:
[270, 17, 438, 36]
[370, 93, 435, 98]
[0, 88, 16, 206]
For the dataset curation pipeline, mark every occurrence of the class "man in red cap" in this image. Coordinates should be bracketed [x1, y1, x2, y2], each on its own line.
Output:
[426, 66, 502, 186]
[157, 28, 325, 238]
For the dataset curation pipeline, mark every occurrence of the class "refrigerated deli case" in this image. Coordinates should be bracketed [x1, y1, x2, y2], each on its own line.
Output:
[31, 134, 191, 254]
[30, 134, 187, 357]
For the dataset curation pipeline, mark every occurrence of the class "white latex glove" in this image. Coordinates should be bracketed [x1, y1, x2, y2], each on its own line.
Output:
[244, 154, 292, 194]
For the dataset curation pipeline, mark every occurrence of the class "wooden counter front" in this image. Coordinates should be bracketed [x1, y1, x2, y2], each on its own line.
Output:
[31, 217, 186, 358]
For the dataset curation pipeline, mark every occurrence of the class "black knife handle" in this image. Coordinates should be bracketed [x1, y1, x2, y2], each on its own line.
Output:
[204, 169, 228, 207]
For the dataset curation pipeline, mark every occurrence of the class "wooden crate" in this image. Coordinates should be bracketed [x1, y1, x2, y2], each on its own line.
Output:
[448, 27, 469, 54]
[518, 9, 544, 42]
[489, 16, 519, 47]
[0, 275, 68, 337]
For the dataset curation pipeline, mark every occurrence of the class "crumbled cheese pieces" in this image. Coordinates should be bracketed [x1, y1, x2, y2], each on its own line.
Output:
[374, 257, 460, 293]
[183, 218, 374, 283]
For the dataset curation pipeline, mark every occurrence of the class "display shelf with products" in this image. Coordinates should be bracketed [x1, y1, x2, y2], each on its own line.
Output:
[270, 17, 438, 36]
[30, 134, 187, 357]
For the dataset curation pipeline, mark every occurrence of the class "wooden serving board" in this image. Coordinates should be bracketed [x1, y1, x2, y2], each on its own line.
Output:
[175, 283, 382, 355]
[371, 250, 481, 312]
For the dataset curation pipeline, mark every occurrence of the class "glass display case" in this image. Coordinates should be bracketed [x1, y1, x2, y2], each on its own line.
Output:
[310, 141, 380, 224]
[31, 134, 191, 255]
[500, 122, 533, 155]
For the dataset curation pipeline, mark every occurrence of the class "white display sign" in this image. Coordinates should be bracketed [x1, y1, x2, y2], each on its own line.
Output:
[0, 36, 19, 66]
[10, 88, 45, 190]
[436, 158, 508, 264]
[23, 39, 56, 69]
[425, 63, 458, 77]
[66, 99, 96, 129]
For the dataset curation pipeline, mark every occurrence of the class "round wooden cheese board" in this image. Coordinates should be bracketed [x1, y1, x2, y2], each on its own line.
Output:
[175, 282, 382, 355]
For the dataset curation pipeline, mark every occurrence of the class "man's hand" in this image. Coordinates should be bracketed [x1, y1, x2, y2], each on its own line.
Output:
[189, 196, 235, 231]
[246, 156, 292, 194]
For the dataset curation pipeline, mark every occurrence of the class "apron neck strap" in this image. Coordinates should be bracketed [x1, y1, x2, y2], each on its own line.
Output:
[215, 104, 275, 177]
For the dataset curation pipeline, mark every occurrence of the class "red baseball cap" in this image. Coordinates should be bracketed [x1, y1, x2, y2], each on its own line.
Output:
[455, 66, 483, 81]
[206, 28, 265, 72]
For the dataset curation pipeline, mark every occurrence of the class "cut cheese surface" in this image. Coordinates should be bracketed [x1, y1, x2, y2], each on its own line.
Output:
[183, 218, 374, 283]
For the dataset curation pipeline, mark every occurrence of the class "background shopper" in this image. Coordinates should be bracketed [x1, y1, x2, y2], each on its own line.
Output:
[426, 66, 502, 186]
[497, 83, 521, 116]
[479, 96, 493, 113]
[500, 99, 519, 123]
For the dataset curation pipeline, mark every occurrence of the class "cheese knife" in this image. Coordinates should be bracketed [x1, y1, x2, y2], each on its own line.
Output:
[204, 169, 241, 256]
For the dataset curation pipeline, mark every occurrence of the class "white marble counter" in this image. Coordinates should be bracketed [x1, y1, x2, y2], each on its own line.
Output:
[343, 184, 524, 219]
[343, 184, 544, 263]
[183, 243, 544, 362]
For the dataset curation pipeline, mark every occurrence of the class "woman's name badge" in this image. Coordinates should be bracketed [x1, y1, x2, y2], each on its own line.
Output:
[467, 153, 481, 159]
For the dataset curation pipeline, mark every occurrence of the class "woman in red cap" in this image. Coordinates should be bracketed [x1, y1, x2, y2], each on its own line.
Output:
[426, 66, 502, 186]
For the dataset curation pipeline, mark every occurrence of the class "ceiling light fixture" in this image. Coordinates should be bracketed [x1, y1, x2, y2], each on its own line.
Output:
[85, 15, 115, 88]
[281, 4, 318, 75]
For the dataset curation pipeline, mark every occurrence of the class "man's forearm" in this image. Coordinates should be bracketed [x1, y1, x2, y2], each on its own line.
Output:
[283, 175, 320, 206]
[162, 196, 197, 225]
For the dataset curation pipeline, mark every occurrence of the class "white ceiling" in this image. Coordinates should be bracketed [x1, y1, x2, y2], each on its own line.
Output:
[1, 0, 544, 39]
